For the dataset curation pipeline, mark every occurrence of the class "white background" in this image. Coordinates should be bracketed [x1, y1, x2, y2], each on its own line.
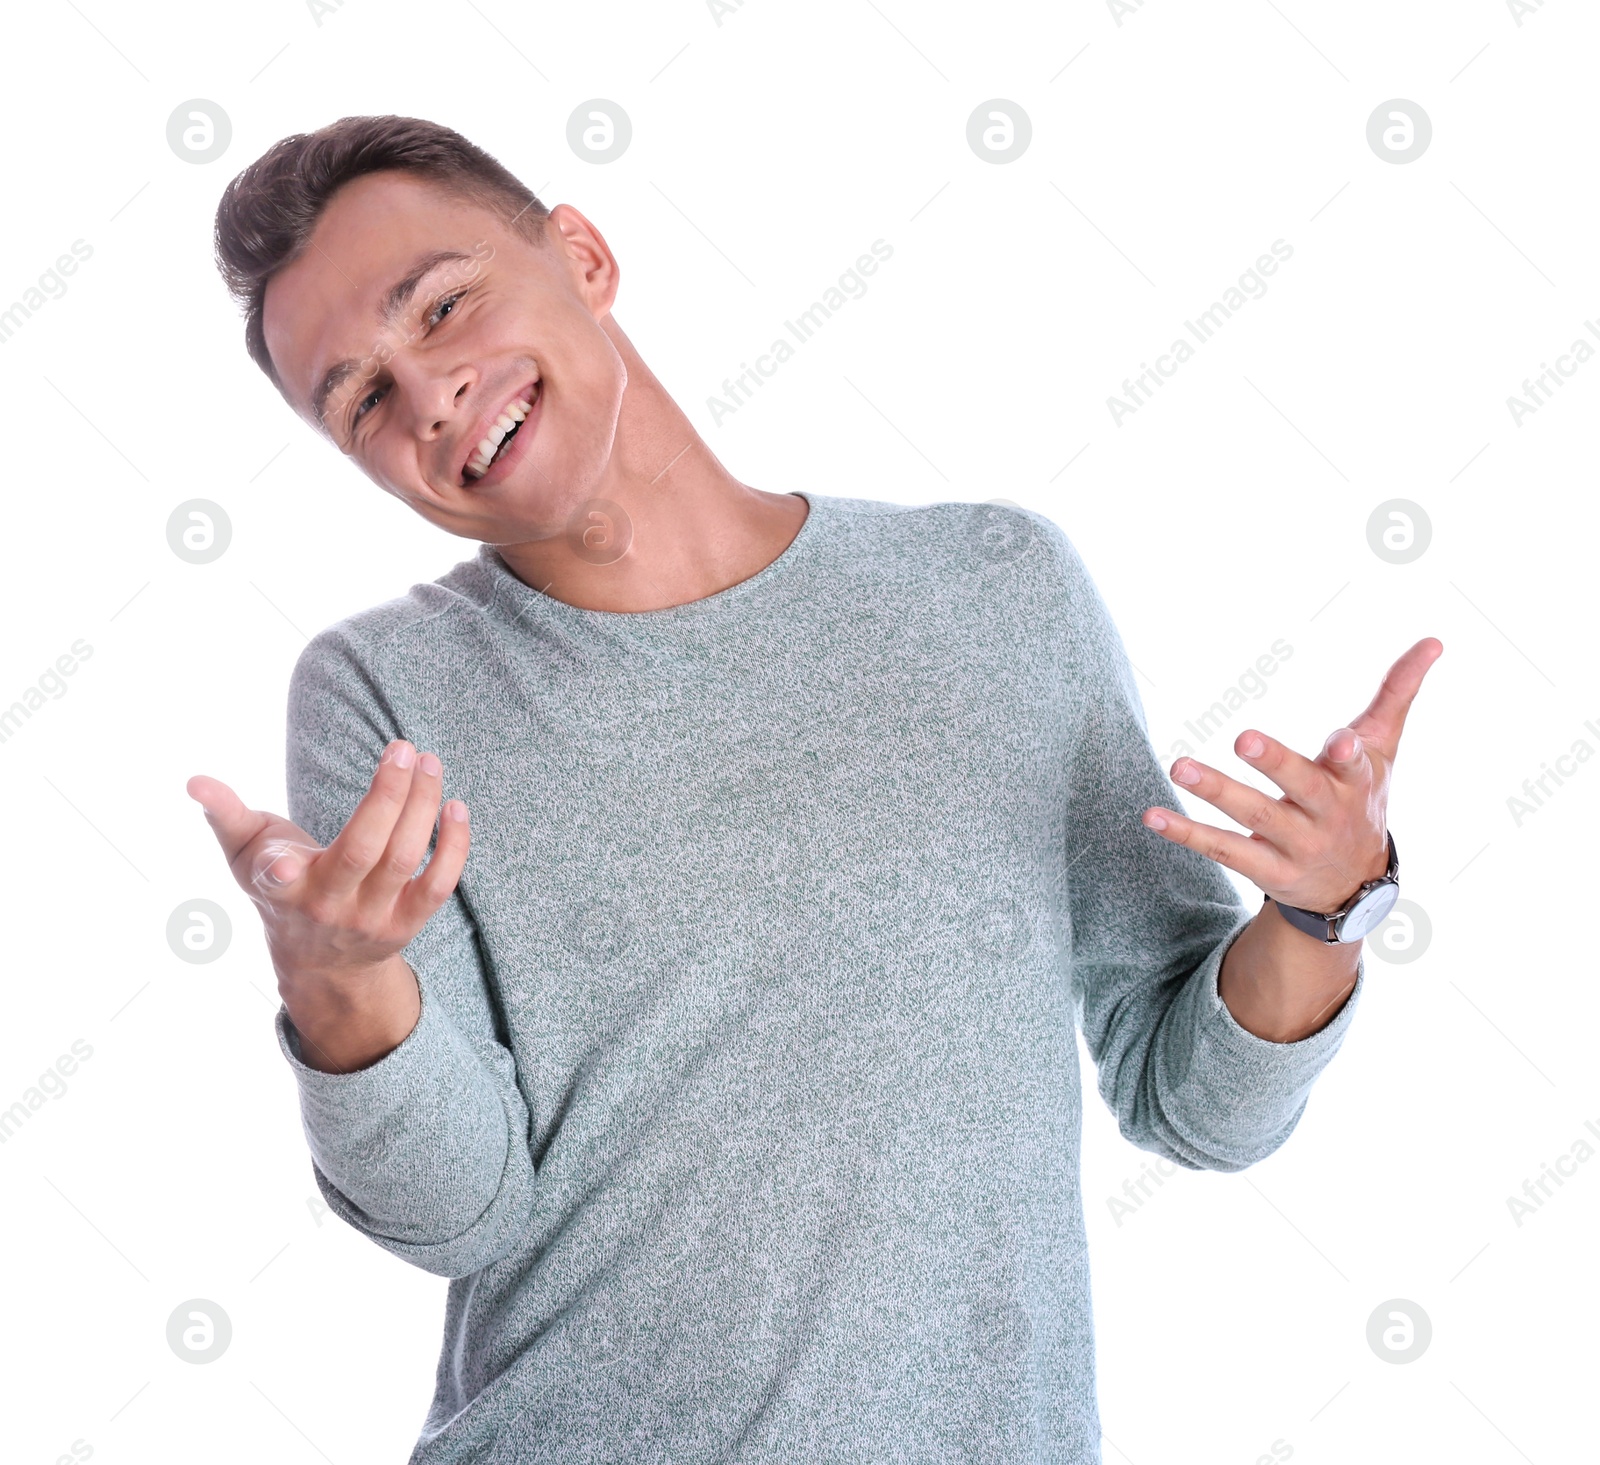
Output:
[1, 1, 1593, 1461]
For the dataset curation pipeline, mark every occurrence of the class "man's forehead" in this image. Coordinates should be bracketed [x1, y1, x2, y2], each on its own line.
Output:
[261, 174, 498, 425]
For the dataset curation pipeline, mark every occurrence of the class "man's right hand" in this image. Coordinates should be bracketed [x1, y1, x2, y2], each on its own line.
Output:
[186, 740, 471, 1073]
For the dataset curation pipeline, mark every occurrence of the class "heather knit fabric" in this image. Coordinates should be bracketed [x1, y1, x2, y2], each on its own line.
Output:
[275, 491, 1363, 1464]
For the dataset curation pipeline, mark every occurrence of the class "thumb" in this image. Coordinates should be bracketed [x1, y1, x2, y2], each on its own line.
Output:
[186, 775, 260, 858]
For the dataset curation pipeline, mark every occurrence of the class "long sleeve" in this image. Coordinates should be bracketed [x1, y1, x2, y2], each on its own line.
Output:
[274, 626, 538, 1278]
[1052, 530, 1364, 1172]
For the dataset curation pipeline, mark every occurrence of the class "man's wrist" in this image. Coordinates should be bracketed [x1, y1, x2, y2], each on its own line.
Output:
[1220, 901, 1362, 1043]
[279, 954, 422, 1074]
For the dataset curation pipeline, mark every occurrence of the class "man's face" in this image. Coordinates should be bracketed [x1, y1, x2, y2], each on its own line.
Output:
[261, 170, 627, 544]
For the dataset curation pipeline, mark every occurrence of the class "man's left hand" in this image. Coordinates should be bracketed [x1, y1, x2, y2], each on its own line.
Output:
[1142, 637, 1444, 914]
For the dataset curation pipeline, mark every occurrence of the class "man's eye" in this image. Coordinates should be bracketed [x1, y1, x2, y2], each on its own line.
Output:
[350, 290, 468, 433]
[428, 290, 466, 326]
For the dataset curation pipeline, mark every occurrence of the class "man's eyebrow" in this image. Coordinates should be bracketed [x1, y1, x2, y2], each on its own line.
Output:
[311, 249, 481, 431]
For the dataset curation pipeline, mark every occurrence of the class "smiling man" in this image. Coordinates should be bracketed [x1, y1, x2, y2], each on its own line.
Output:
[190, 115, 1439, 1464]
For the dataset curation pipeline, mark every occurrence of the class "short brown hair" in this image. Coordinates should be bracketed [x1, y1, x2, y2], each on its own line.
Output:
[213, 114, 551, 399]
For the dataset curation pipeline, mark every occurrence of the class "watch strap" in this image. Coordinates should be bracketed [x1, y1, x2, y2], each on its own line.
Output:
[1265, 831, 1399, 945]
[1266, 895, 1339, 943]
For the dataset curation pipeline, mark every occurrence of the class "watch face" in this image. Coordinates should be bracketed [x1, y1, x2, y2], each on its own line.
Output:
[1343, 882, 1401, 943]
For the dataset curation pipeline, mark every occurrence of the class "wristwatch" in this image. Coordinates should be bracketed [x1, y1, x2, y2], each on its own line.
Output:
[1264, 831, 1400, 944]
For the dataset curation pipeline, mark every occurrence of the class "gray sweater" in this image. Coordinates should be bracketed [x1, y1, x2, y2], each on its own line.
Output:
[276, 491, 1363, 1464]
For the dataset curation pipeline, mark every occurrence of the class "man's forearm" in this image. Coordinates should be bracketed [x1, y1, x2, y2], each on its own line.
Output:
[280, 953, 423, 1074]
[1217, 899, 1362, 1044]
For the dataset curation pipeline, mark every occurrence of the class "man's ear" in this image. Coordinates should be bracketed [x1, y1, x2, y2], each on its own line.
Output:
[549, 204, 621, 321]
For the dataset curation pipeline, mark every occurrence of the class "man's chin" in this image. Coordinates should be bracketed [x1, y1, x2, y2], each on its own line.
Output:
[391, 445, 616, 548]
[469, 486, 604, 550]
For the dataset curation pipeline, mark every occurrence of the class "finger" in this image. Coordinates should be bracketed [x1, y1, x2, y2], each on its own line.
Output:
[394, 799, 471, 934]
[364, 751, 448, 905]
[247, 835, 323, 894]
[1168, 755, 1311, 859]
[1319, 724, 1376, 786]
[314, 740, 420, 901]
[1141, 804, 1294, 890]
[1348, 637, 1443, 763]
[1231, 729, 1334, 808]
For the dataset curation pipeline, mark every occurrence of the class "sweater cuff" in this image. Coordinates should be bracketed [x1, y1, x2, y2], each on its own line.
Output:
[1155, 906, 1365, 1169]
[272, 980, 502, 1181]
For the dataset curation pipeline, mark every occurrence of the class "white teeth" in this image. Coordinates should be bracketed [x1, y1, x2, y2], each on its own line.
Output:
[464, 387, 539, 479]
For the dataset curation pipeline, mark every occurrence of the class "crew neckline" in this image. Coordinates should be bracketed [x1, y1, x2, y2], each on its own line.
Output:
[480, 490, 821, 627]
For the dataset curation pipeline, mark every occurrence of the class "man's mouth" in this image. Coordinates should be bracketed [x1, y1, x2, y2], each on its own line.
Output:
[462, 379, 542, 485]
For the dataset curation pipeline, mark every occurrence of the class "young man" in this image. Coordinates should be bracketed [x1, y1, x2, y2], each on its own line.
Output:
[191, 116, 1439, 1463]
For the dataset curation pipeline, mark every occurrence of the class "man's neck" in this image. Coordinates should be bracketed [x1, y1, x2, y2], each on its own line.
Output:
[494, 324, 809, 614]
